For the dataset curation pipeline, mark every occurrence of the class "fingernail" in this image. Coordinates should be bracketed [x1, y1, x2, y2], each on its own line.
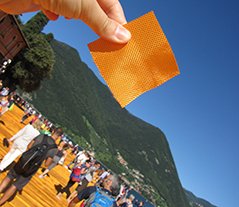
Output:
[114, 25, 131, 43]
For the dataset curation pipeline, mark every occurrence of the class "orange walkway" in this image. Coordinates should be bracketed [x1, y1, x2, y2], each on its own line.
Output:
[0, 106, 78, 207]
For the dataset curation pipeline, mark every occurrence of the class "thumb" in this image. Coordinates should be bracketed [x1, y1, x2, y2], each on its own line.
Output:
[80, 0, 131, 43]
[34, 0, 131, 43]
[93, 18, 131, 44]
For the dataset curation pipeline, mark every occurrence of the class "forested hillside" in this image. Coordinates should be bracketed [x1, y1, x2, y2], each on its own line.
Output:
[185, 190, 217, 207]
[29, 39, 190, 207]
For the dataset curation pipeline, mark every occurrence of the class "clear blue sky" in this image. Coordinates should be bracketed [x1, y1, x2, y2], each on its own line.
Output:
[21, 1, 239, 207]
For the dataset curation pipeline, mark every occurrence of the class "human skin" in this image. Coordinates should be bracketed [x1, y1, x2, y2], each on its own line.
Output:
[0, 0, 131, 43]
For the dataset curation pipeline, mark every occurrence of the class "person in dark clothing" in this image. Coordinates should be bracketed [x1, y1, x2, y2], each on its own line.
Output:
[119, 194, 135, 207]
[68, 174, 119, 207]
[56, 160, 91, 199]
[39, 142, 69, 178]
[20, 107, 35, 124]
[67, 161, 101, 203]
[0, 127, 63, 206]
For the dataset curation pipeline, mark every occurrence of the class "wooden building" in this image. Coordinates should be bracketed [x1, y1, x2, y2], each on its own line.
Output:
[0, 11, 29, 63]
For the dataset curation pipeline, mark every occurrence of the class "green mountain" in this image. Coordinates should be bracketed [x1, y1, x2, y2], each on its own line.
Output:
[29, 39, 189, 207]
[184, 189, 217, 207]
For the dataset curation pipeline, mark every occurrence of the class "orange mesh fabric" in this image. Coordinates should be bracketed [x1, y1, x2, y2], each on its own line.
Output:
[88, 11, 180, 108]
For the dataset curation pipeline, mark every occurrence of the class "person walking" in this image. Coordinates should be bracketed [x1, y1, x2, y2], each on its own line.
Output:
[56, 160, 91, 199]
[68, 174, 119, 207]
[39, 142, 69, 178]
[0, 120, 42, 172]
[0, 127, 63, 206]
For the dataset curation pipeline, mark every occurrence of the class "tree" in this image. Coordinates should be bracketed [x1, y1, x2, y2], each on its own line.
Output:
[10, 33, 55, 91]
[4, 12, 55, 92]
[22, 11, 49, 37]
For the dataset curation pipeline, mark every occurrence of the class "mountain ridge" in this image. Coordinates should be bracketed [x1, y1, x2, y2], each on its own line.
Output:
[184, 189, 217, 207]
[29, 39, 196, 207]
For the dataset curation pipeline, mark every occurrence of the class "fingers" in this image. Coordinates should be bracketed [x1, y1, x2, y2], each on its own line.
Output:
[42, 9, 59, 21]
[1, 0, 131, 43]
[77, 0, 131, 43]
[35, 0, 131, 43]
[0, 0, 40, 14]
[97, 0, 127, 24]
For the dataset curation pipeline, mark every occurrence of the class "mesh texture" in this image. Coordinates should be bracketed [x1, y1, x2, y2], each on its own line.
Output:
[88, 11, 180, 107]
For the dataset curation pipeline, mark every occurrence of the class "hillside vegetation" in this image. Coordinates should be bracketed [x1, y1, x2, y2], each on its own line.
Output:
[185, 190, 217, 207]
[30, 39, 190, 207]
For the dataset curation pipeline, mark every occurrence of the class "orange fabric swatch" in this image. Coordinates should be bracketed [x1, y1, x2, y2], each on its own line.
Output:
[88, 11, 180, 108]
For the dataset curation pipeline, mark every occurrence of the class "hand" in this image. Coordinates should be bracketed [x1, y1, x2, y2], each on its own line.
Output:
[0, 0, 131, 43]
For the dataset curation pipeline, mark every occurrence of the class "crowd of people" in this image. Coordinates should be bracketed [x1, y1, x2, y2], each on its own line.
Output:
[0, 0, 147, 205]
[0, 83, 145, 206]
[0, 80, 14, 118]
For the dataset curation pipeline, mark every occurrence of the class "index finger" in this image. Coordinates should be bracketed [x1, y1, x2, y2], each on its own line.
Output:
[97, 0, 127, 24]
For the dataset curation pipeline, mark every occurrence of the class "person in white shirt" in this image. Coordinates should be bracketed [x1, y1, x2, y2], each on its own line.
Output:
[0, 87, 9, 97]
[0, 120, 42, 172]
[99, 169, 111, 181]
[67, 150, 89, 170]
